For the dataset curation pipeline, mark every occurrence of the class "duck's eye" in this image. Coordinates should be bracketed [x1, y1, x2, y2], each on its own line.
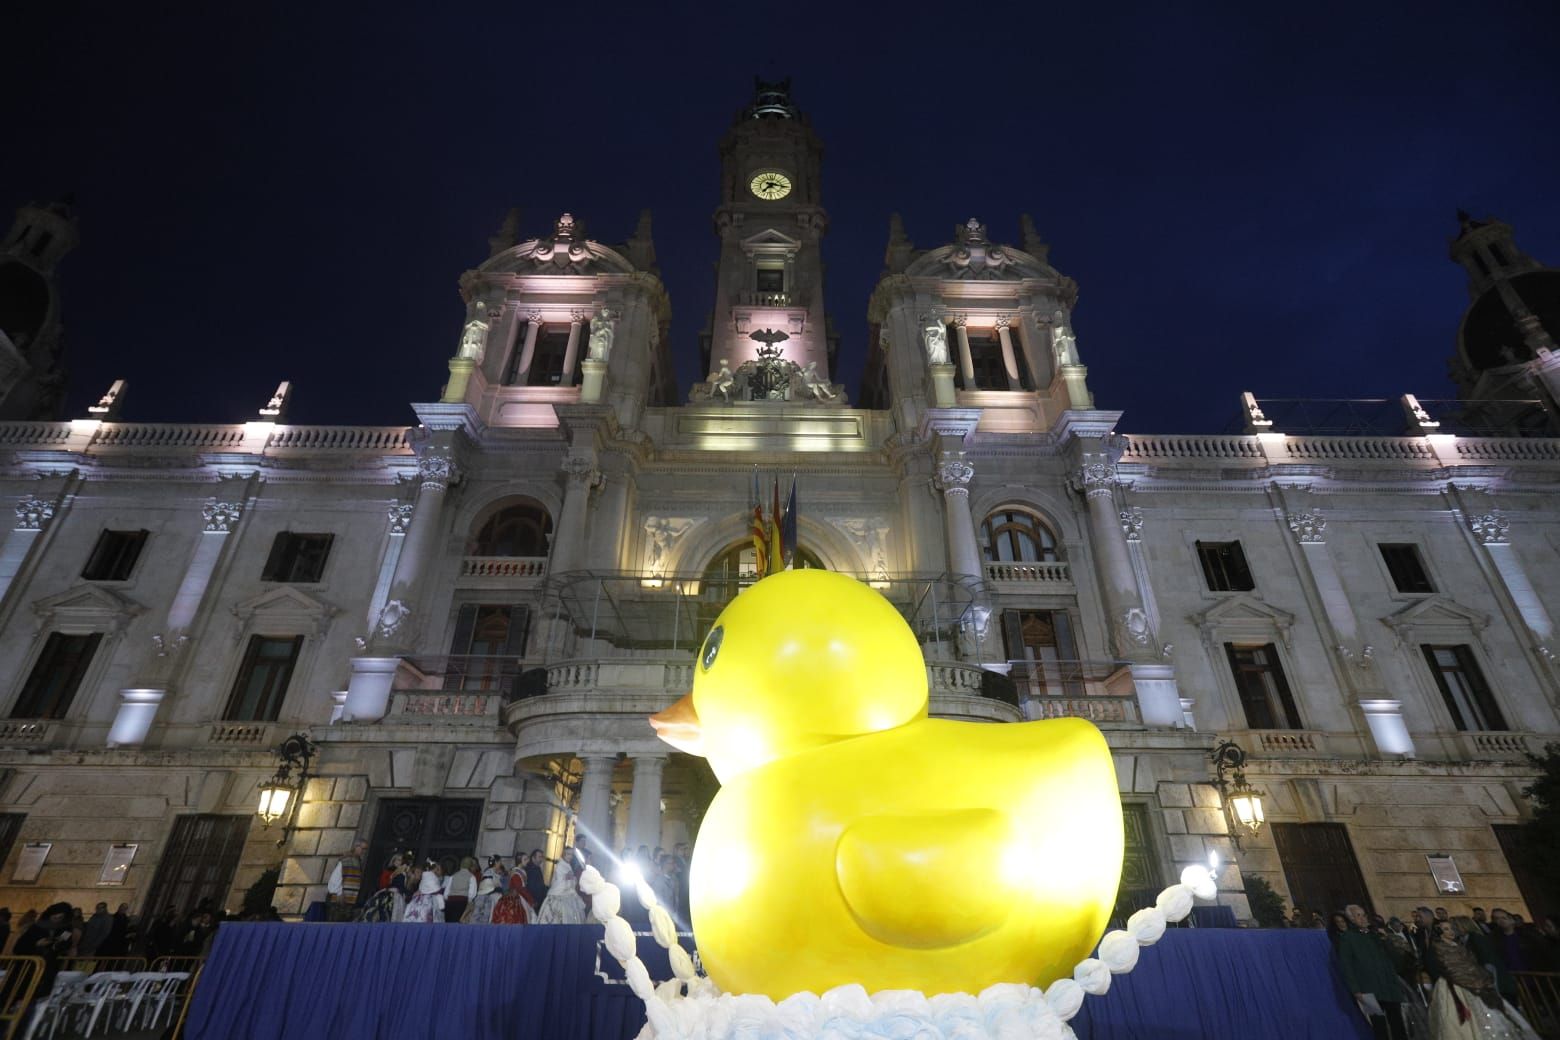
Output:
[701, 625, 723, 671]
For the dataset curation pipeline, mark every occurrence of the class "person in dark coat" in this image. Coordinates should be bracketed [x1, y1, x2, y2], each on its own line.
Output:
[524, 849, 549, 908]
[1337, 905, 1408, 1040]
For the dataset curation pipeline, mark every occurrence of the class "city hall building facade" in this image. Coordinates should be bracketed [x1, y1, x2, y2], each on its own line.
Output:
[0, 83, 1557, 922]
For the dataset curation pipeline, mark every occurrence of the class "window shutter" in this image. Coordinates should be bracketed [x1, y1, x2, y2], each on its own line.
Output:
[504, 605, 531, 658]
[261, 534, 290, 582]
[444, 604, 479, 691]
[1000, 610, 1024, 662]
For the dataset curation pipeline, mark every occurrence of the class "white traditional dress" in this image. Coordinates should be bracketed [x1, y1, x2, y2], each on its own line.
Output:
[534, 858, 586, 925]
[1429, 938, 1540, 1040]
[401, 871, 446, 924]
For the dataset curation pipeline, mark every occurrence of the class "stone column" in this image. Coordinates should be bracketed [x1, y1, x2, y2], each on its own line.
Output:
[345, 452, 457, 722]
[1468, 511, 1555, 648]
[110, 496, 245, 747]
[560, 315, 584, 388]
[1285, 508, 1412, 755]
[933, 453, 982, 580]
[511, 316, 541, 385]
[549, 456, 601, 575]
[1531, 348, 1560, 410]
[0, 495, 55, 605]
[995, 318, 1021, 387]
[953, 318, 975, 388]
[1074, 453, 1184, 725]
[576, 754, 617, 857]
[627, 754, 666, 851]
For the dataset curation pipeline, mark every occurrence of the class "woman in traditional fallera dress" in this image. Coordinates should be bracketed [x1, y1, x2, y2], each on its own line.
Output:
[358, 854, 410, 923]
[402, 866, 447, 924]
[490, 871, 534, 925]
[463, 877, 503, 924]
[1429, 920, 1539, 1039]
[534, 848, 587, 925]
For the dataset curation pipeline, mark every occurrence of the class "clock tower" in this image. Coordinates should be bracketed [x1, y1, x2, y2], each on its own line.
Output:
[697, 79, 840, 398]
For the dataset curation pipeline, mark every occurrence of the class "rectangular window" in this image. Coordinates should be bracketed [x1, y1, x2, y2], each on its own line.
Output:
[81, 529, 149, 581]
[1379, 544, 1434, 594]
[139, 815, 252, 919]
[1422, 644, 1507, 731]
[11, 632, 102, 719]
[1225, 643, 1303, 729]
[444, 604, 530, 693]
[526, 326, 577, 387]
[1001, 609, 1083, 697]
[0, 814, 24, 872]
[1197, 540, 1255, 592]
[755, 267, 784, 292]
[224, 635, 303, 721]
[261, 533, 333, 583]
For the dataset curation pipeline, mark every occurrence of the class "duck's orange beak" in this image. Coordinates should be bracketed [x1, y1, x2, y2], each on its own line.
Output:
[650, 692, 704, 756]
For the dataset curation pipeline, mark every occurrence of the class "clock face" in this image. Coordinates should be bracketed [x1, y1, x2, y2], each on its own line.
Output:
[749, 170, 793, 201]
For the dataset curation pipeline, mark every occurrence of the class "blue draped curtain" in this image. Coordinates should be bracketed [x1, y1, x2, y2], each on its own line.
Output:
[186, 924, 1369, 1040]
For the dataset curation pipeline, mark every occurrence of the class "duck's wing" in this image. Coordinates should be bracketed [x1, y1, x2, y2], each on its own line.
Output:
[834, 808, 1010, 949]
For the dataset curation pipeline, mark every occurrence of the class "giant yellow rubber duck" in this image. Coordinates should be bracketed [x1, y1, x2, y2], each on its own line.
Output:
[650, 568, 1123, 1000]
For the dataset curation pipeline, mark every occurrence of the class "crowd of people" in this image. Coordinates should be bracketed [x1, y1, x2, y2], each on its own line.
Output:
[327, 840, 693, 929]
[1301, 902, 1559, 1039]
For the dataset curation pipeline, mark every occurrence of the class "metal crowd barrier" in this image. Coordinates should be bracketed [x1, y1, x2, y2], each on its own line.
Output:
[1514, 972, 1560, 1039]
[0, 956, 44, 1040]
[55, 955, 148, 974]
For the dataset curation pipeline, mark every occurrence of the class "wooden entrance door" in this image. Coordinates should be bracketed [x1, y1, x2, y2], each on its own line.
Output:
[1492, 824, 1555, 920]
[141, 814, 253, 916]
[366, 798, 484, 877]
[1272, 822, 1372, 916]
[1113, 804, 1162, 925]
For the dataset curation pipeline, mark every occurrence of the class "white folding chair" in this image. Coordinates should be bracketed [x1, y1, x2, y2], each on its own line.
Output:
[114, 972, 164, 1032]
[58, 971, 132, 1038]
[142, 971, 190, 1030]
[21, 972, 87, 1040]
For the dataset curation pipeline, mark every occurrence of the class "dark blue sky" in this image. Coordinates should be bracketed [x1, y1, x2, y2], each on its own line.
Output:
[6, 2, 1558, 432]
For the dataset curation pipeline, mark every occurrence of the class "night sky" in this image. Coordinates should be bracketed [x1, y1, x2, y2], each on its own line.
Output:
[6, 3, 1558, 433]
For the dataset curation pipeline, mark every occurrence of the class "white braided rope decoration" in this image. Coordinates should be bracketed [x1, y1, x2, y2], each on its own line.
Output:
[582, 863, 1219, 1040]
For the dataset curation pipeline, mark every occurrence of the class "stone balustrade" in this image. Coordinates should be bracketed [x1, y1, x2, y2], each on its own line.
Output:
[459, 556, 549, 579]
[0, 419, 414, 458]
[1254, 731, 1322, 754]
[209, 722, 273, 746]
[1027, 695, 1140, 724]
[387, 691, 501, 723]
[0, 720, 53, 745]
[1459, 731, 1532, 759]
[983, 560, 1072, 585]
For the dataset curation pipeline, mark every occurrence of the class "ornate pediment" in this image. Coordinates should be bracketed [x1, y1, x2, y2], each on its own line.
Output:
[740, 227, 803, 254]
[903, 218, 1058, 282]
[1193, 594, 1296, 650]
[232, 586, 337, 634]
[32, 584, 143, 634]
[1381, 596, 1488, 643]
[479, 213, 639, 276]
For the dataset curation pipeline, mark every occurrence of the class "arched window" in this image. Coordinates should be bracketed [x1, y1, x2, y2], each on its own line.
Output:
[980, 509, 1060, 563]
[469, 501, 553, 558]
[695, 541, 824, 634]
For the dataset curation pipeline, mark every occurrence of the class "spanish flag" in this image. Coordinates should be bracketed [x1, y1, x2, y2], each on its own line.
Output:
[750, 470, 769, 578]
[768, 476, 783, 574]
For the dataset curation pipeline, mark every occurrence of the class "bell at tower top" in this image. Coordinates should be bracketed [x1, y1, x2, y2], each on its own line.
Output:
[745, 78, 800, 120]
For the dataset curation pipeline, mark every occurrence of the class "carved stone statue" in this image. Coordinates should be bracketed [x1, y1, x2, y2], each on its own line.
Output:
[922, 321, 951, 366]
[710, 359, 735, 401]
[458, 303, 489, 361]
[801, 360, 836, 400]
[1050, 310, 1078, 366]
[587, 308, 616, 362]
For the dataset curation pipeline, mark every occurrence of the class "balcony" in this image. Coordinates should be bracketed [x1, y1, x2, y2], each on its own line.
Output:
[984, 561, 1073, 588]
[0, 720, 53, 747]
[459, 556, 548, 582]
[733, 290, 800, 308]
[387, 691, 503, 726]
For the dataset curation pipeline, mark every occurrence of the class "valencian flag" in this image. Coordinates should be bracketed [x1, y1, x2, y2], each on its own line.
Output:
[750, 471, 801, 578]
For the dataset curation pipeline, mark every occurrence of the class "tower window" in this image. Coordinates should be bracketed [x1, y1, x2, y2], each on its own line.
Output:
[1197, 541, 1255, 592]
[1422, 645, 1506, 732]
[224, 635, 304, 721]
[469, 502, 552, 557]
[1225, 643, 1303, 729]
[11, 632, 103, 719]
[262, 533, 334, 583]
[1378, 544, 1433, 594]
[81, 529, 149, 581]
[755, 268, 784, 292]
[527, 325, 578, 387]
